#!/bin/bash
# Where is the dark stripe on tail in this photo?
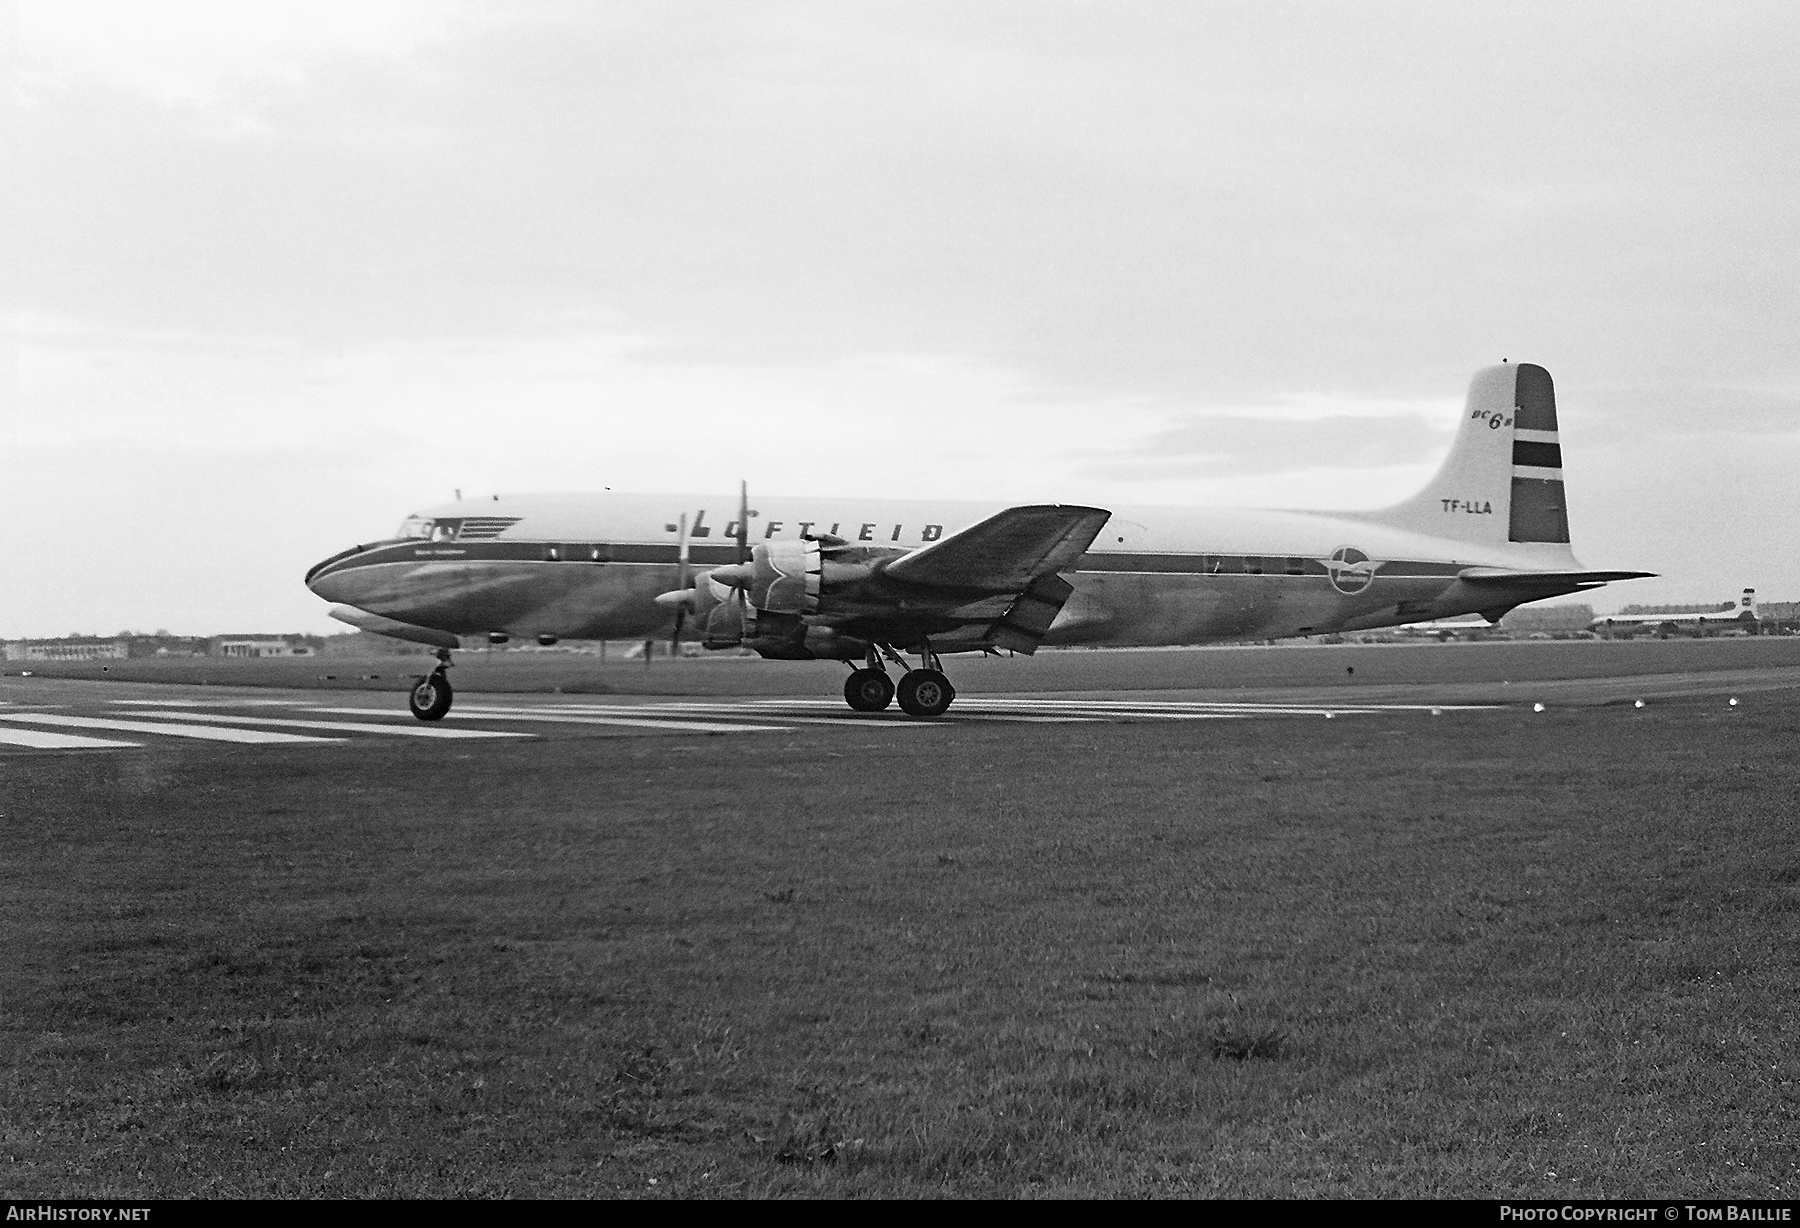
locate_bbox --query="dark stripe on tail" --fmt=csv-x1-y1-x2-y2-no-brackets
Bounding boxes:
1512,440,1563,468
1509,477,1569,543
1514,363,1558,431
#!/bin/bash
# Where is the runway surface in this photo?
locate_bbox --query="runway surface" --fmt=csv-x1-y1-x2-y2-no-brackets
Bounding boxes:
0,687,1507,753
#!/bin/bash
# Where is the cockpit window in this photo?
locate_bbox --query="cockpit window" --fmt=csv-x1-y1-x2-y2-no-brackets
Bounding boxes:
396,517,465,542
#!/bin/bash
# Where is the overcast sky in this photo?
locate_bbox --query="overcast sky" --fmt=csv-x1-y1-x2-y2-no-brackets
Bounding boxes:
7,0,1797,636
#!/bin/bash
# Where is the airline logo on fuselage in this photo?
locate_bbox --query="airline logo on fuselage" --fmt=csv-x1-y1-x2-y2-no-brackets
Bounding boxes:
1326,546,1378,594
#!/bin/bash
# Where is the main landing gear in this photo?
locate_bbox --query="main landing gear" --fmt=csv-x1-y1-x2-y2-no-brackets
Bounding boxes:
843,645,956,718
409,649,454,721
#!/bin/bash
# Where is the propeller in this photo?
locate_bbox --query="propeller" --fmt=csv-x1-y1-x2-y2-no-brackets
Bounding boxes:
736,479,750,563
655,483,757,647
723,480,751,637
668,511,691,655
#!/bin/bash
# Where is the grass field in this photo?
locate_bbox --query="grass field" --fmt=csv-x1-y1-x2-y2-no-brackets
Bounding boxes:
3,671,1798,1196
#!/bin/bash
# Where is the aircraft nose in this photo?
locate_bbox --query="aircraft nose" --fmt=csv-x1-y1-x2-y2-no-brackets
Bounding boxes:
305,545,369,603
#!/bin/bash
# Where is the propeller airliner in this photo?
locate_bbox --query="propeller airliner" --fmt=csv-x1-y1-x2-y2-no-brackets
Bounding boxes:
305,362,1651,720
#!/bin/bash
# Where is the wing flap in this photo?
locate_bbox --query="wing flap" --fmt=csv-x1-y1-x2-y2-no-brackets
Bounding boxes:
882,504,1112,591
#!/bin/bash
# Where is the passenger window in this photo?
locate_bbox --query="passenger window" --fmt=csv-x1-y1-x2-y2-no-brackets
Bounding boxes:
1285,557,1307,576
1244,556,1264,575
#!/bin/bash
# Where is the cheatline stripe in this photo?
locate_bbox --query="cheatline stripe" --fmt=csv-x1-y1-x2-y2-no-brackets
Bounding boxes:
0,726,140,750
306,707,792,734
0,714,342,744
124,711,532,739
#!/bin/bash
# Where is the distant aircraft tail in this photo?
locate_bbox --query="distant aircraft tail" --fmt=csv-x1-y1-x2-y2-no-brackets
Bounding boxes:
1358,362,1577,557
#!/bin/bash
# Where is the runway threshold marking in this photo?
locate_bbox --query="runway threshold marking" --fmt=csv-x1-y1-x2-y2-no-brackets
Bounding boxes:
0,713,342,744
0,726,140,750
122,711,535,739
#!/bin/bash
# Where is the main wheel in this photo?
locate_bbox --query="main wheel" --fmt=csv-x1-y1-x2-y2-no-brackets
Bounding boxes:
844,668,895,712
896,669,954,718
409,673,453,721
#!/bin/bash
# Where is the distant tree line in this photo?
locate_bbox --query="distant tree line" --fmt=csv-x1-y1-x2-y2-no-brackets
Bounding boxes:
1498,604,1594,634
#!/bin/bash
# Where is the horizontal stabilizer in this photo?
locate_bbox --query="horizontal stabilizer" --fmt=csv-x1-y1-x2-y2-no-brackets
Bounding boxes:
328,605,460,649
883,504,1112,591
1457,568,1657,588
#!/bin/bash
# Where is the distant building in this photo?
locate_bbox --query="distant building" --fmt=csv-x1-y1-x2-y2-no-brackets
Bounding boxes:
209,636,317,658
4,638,128,661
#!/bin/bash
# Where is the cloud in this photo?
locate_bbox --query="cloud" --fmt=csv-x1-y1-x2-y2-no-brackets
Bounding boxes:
18,0,478,110
1577,385,1800,440
10,3,1800,633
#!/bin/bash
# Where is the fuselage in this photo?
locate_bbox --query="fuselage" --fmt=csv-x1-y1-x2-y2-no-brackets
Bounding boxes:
306,490,1591,652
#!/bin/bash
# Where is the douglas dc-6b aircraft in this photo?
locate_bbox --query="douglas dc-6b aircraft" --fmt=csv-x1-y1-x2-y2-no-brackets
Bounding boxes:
306,362,1651,720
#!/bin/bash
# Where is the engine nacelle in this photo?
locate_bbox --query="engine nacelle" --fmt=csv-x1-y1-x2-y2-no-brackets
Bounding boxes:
702,537,899,653
707,539,820,615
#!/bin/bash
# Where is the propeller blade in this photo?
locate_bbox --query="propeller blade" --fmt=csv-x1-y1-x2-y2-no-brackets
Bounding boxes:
736,480,750,564
670,512,691,653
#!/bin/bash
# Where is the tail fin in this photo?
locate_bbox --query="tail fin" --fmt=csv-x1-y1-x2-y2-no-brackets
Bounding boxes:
1361,362,1574,551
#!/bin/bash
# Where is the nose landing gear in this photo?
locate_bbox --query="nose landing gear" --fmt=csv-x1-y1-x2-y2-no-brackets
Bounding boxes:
409,649,454,721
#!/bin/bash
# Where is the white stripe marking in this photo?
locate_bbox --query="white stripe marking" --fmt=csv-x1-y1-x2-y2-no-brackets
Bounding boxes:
0,714,342,744
308,707,791,734
0,726,140,749
441,703,936,728
112,698,305,707
125,711,531,739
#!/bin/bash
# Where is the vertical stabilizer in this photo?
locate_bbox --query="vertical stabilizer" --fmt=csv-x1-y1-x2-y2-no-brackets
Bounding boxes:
1360,362,1574,551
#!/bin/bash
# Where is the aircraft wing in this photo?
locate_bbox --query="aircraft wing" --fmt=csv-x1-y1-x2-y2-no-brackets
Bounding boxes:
882,504,1113,592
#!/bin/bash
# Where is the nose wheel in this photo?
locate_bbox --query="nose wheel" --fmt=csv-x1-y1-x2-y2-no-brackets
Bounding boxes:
409,651,454,721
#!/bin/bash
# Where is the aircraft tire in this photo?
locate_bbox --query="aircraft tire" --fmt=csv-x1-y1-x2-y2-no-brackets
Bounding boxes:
409,674,453,721
844,668,895,712
896,669,954,718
